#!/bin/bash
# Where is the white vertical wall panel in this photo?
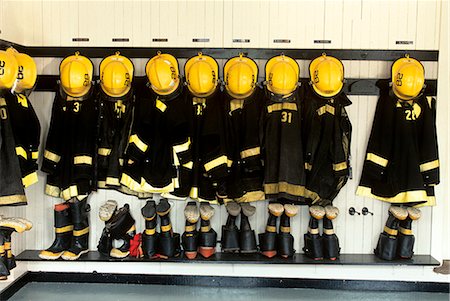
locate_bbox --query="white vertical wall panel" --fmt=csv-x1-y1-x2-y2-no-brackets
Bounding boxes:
416,0,441,50
267,1,299,49
148,1,180,47
1,0,28,44
223,0,269,48
323,0,344,49
59,1,79,46
179,0,224,48
297,0,326,49
388,0,418,50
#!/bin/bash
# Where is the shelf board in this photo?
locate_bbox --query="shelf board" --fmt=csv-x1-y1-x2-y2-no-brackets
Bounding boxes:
16,250,440,266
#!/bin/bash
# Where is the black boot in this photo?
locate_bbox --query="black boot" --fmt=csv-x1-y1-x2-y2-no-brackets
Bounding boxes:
259,203,283,258
221,202,240,253
141,200,158,259
109,204,136,259
157,199,180,259
39,203,73,260
303,205,325,260
198,203,217,258
182,202,199,259
97,200,118,256
397,207,421,259
239,203,257,253
322,206,340,260
62,199,90,260
374,206,408,260
277,204,298,258
0,234,8,280
4,217,32,270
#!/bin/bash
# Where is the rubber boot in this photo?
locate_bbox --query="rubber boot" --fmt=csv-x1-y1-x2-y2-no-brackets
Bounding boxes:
157,199,180,259
0,218,28,279
303,205,325,260
374,206,408,260
221,201,241,253
141,200,158,259
97,200,119,256
182,202,199,259
109,204,136,259
239,203,257,253
397,207,421,259
198,203,217,258
323,206,340,260
1,217,32,270
259,203,283,258
62,199,90,260
0,235,8,280
277,204,298,258
39,203,73,260
434,260,450,275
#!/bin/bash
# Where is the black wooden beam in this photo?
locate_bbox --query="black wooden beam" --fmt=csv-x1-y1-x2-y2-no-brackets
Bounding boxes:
0,39,439,61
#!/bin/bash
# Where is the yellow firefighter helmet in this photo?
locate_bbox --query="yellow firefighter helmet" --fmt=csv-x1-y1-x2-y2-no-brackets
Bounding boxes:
60,52,93,97
392,55,425,101
265,54,299,95
100,52,134,97
7,48,37,93
224,53,258,99
309,53,344,98
184,52,218,97
146,52,180,96
0,49,19,89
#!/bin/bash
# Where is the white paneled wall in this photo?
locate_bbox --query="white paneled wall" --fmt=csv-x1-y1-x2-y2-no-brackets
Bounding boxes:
0,0,448,283
0,0,442,50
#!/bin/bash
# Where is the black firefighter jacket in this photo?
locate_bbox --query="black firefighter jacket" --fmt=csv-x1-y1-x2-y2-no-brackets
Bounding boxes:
302,85,352,206
357,89,439,207
42,86,97,201
0,91,40,206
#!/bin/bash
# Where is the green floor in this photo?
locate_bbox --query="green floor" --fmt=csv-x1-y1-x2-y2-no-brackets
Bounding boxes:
9,282,450,301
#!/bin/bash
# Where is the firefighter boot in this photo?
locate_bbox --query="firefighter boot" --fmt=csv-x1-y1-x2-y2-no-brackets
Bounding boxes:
39,203,73,260
157,199,180,258
397,207,421,259
374,206,408,260
1,217,32,270
110,204,136,259
0,218,28,279
97,200,118,256
323,206,340,260
62,199,91,260
198,203,217,258
141,200,158,259
259,203,284,258
239,203,257,253
278,204,298,258
182,202,199,259
303,206,325,260
221,201,241,253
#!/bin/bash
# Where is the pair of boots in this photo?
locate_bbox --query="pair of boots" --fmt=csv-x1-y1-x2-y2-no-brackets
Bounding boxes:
140,199,180,259
182,202,217,259
303,205,340,260
375,206,421,260
0,217,32,280
97,200,137,259
259,203,298,258
39,199,90,260
221,202,257,253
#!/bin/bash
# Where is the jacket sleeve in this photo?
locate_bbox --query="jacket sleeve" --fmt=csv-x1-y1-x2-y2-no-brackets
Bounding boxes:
71,96,97,181
332,102,352,177
126,95,152,163
170,95,193,167
201,94,230,181
6,93,41,187
42,93,64,176
363,95,395,180
419,96,439,185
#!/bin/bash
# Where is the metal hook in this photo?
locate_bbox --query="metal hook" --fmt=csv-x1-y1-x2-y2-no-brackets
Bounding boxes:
362,207,374,216
348,207,360,216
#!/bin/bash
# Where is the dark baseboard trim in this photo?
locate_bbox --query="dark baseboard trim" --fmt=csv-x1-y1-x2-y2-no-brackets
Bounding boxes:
1,271,448,300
